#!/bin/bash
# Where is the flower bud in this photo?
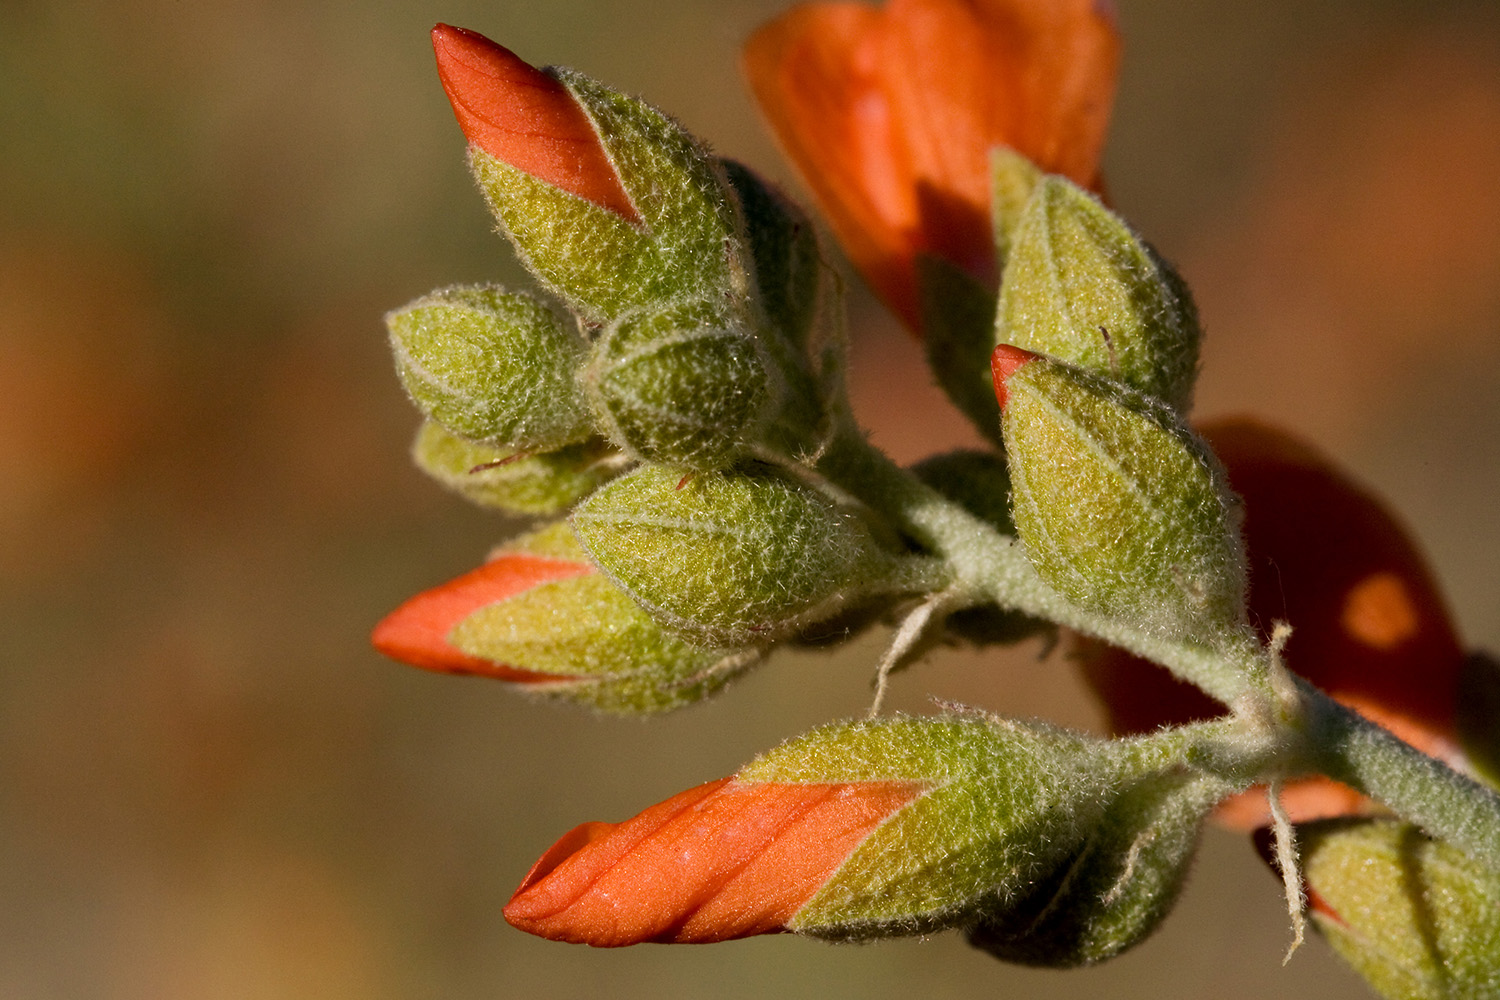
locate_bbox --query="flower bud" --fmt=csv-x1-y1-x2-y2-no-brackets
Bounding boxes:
969,769,1227,966
572,463,907,644
373,523,758,714
386,285,591,449
1077,419,1473,828
506,715,1127,945
440,26,749,322
989,146,1043,268
411,421,616,515
917,254,1003,443
994,347,1247,646
585,299,769,469
1279,818,1500,1000
431,25,638,221
371,525,592,681
998,176,1201,410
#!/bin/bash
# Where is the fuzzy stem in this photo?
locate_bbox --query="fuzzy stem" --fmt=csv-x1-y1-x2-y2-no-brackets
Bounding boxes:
1295,678,1500,868
812,425,1261,707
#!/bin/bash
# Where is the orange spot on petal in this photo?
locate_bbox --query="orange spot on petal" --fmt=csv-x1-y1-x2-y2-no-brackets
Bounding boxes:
1341,572,1421,651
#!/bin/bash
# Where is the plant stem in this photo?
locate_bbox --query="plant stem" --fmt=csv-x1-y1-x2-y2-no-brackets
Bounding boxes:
812,425,1260,708
1296,678,1500,867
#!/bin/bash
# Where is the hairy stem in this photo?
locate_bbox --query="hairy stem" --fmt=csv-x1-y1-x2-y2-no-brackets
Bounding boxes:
1296,678,1500,867
812,425,1261,707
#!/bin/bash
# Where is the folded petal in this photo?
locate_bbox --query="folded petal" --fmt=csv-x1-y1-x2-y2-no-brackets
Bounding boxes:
432,24,639,221
372,552,593,680
504,777,923,945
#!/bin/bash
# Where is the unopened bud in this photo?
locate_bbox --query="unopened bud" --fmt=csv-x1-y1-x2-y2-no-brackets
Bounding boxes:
723,160,822,353
374,523,758,714
386,285,590,449
1287,818,1500,1000
572,463,906,644
998,176,1200,410
585,299,769,469
455,35,749,322
995,347,1247,646
970,769,1227,966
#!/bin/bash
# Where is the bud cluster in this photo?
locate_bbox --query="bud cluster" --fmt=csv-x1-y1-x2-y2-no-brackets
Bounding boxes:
375,19,1500,996
377,27,989,716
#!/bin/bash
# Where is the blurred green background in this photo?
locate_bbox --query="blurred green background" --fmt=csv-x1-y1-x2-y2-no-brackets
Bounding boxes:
3,1,1498,997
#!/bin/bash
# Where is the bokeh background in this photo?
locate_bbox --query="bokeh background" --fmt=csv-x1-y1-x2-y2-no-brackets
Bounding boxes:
3,0,1498,997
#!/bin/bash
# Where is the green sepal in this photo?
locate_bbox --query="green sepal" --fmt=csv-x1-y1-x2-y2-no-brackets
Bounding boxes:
470,69,747,322
586,299,769,469
990,147,1044,270
918,255,1003,445
720,160,833,455
386,285,591,449
450,522,760,714
1298,818,1500,1000
571,462,907,644
969,768,1228,966
738,716,1111,939
410,421,617,516
1003,359,1247,646
998,176,1201,410
722,160,821,354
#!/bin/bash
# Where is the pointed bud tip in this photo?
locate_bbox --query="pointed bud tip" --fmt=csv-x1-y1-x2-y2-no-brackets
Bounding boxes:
990,344,1039,410
373,554,592,681
430,24,639,221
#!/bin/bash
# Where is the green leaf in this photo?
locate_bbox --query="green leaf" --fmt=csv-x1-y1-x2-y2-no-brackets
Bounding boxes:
386,285,591,448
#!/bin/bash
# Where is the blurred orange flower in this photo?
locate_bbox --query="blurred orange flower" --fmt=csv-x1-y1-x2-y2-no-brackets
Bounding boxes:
1078,418,1468,828
504,776,922,945
431,24,640,221
744,0,1119,333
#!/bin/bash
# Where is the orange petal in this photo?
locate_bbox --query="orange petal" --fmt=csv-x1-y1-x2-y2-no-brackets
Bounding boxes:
744,0,1119,333
990,342,1038,409
431,24,640,221
372,553,593,681
1077,418,1467,828
504,777,923,945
